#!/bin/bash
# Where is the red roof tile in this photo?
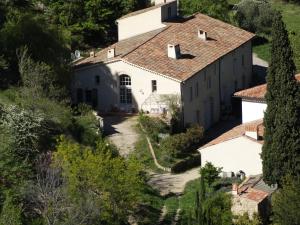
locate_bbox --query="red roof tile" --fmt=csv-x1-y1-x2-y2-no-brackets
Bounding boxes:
75,13,255,81
234,74,300,101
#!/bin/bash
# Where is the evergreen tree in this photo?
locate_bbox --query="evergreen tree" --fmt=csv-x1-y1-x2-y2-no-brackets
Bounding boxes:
261,12,300,185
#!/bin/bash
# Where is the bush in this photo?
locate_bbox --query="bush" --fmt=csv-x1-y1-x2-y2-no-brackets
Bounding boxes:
139,114,169,142
171,153,201,173
234,0,276,35
160,125,204,158
200,162,222,186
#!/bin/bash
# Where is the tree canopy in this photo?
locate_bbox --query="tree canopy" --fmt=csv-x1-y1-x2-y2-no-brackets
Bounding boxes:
261,12,300,185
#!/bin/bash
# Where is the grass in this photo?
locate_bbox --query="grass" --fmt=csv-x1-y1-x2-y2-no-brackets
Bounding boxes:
252,0,300,72
133,125,166,173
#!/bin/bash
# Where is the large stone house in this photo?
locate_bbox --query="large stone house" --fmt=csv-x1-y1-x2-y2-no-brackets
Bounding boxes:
73,0,254,129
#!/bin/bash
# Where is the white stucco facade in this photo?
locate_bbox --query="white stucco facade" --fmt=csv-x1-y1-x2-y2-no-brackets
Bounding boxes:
242,100,267,123
117,1,177,41
73,60,181,113
199,136,262,176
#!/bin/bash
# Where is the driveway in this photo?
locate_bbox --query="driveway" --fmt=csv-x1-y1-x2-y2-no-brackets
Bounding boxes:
148,167,201,196
103,115,139,157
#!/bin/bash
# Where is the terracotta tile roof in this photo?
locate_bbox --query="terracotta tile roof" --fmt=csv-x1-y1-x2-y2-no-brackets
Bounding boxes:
75,13,254,81
200,120,265,149
242,189,269,202
201,124,245,148
234,74,300,101
244,119,263,132
74,28,165,68
237,175,276,202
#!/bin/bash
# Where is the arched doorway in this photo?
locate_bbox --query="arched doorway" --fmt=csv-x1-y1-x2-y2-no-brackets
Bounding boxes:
119,75,132,109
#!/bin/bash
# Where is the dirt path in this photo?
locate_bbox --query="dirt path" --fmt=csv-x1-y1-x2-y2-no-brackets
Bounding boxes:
148,167,201,196
104,115,139,157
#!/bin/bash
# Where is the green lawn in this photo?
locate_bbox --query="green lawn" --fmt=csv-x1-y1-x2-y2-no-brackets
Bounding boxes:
253,0,300,72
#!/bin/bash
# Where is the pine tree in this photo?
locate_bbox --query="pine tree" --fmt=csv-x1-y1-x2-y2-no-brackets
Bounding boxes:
261,12,300,185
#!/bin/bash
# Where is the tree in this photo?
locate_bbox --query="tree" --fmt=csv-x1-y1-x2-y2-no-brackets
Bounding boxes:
261,12,300,185
234,0,275,35
42,0,150,49
0,194,22,225
180,0,230,21
53,136,144,224
234,213,262,225
200,162,222,186
272,176,300,225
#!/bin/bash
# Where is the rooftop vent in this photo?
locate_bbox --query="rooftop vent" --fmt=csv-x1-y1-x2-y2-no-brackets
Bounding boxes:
107,48,115,59
90,51,95,57
167,43,180,59
198,29,207,41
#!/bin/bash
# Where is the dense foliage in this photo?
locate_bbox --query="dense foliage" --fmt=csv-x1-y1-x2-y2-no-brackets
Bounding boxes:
160,125,204,158
179,0,231,21
272,176,300,225
234,0,275,35
185,163,232,225
41,0,150,49
261,12,300,185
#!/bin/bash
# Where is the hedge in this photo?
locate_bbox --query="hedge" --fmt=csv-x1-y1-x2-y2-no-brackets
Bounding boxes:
171,153,201,174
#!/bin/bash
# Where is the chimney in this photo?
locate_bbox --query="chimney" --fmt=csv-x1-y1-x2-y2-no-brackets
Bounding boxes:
107,48,115,59
198,29,207,41
90,51,95,57
232,183,238,195
167,44,180,59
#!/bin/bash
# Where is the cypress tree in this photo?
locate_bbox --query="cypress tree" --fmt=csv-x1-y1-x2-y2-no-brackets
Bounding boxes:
262,12,300,185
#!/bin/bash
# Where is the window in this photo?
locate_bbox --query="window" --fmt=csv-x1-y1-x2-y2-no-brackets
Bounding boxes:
120,75,131,86
196,110,200,124
195,82,199,97
95,75,100,85
77,88,83,103
207,76,211,89
242,75,246,88
85,90,92,103
152,80,157,92
120,74,132,104
190,86,193,102
234,80,238,91
242,55,245,66
203,70,207,81
168,7,172,18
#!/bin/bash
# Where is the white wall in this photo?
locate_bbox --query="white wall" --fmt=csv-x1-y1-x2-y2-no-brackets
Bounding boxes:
199,136,262,176
117,7,165,41
73,60,181,112
242,100,267,123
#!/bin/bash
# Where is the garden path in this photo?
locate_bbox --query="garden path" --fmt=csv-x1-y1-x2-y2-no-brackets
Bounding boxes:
148,168,201,196
104,115,139,157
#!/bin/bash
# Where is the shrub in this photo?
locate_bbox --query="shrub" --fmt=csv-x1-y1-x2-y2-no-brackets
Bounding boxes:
171,153,201,173
234,0,275,35
160,125,204,158
139,114,169,142
200,162,222,186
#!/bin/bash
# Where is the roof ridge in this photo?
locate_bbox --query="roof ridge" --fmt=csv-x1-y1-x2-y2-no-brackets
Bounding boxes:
121,26,171,58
